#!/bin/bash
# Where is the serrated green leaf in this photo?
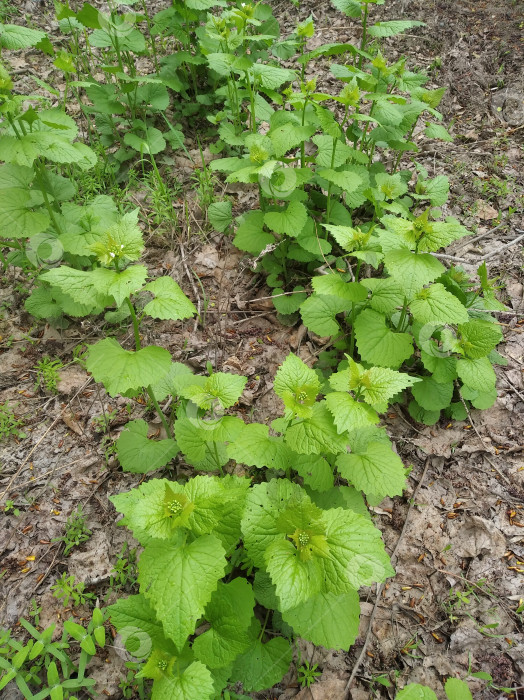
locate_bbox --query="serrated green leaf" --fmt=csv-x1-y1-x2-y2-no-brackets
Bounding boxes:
362,278,404,315
460,385,497,410
274,353,320,418
417,219,470,253
425,123,453,141
410,284,469,324
92,265,147,307
116,420,178,473
313,135,354,167
355,309,413,369
0,24,46,49
108,594,174,655
193,579,254,669
89,210,144,264
444,678,473,700
325,392,380,432
231,633,292,693
24,285,62,319
300,294,352,336
415,175,449,206
395,684,438,700
180,372,247,410
321,507,394,588
233,210,275,255
458,320,502,359
272,287,307,314
86,338,171,396
227,423,290,470
263,201,308,237
294,454,334,492
251,63,296,90
152,660,214,700
456,357,496,393
367,20,424,37
124,127,166,155
318,168,361,192
408,398,440,425
143,277,196,321
139,535,226,650
207,201,232,232
268,122,316,158
265,538,324,610
330,0,362,18
336,442,406,502
283,590,359,650
285,402,349,455
411,378,454,411
384,249,445,299
312,274,368,303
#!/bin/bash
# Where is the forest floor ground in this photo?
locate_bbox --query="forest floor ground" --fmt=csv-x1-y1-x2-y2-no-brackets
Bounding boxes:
0,0,523,698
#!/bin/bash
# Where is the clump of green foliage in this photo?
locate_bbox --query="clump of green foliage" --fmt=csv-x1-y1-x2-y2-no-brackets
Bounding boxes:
53,505,92,556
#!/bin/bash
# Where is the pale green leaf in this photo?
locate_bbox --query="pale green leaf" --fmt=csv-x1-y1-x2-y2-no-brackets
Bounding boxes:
300,294,352,336
395,684,438,700
116,420,178,473
86,338,171,396
265,538,323,610
274,353,320,418
268,123,316,158
233,210,275,255
152,660,214,700
336,442,406,501
458,320,502,359
313,135,354,167
263,201,308,237
444,678,473,700
362,278,404,315
354,309,413,369
410,284,468,324
384,249,445,299
138,535,226,650
412,378,454,410
144,277,196,321
294,454,334,492
227,423,290,470
180,372,247,410
367,20,424,37
311,274,368,302
208,201,232,232
285,402,349,455
318,168,362,193
231,634,292,693
283,590,359,650
325,392,379,432
425,123,453,141
193,579,254,669
456,357,496,393
92,265,147,307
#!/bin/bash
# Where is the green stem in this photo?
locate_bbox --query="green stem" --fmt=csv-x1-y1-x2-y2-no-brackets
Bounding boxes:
147,384,173,439
258,610,270,641
325,136,338,224
35,161,64,237
397,297,408,332
300,94,309,168
349,306,356,358
125,297,141,351
358,3,369,69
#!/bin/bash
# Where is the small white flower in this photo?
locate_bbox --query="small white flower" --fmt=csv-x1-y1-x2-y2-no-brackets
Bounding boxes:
110,252,115,258
120,244,124,249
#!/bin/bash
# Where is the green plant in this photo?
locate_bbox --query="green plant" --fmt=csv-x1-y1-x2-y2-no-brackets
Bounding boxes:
0,609,106,698
3,500,20,516
91,409,118,434
0,401,26,442
0,0,17,23
205,0,505,426
108,543,139,593
119,661,149,699
51,572,96,608
297,660,322,689
52,505,92,556
34,356,64,394
28,600,41,627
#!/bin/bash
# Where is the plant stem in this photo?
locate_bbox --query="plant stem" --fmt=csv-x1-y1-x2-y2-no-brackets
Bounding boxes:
35,161,64,237
125,298,141,351
358,3,369,69
396,297,408,332
147,385,173,439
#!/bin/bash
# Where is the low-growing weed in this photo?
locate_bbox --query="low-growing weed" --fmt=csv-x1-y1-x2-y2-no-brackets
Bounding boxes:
51,572,96,609
53,505,92,556
34,356,63,394
0,402,26,442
